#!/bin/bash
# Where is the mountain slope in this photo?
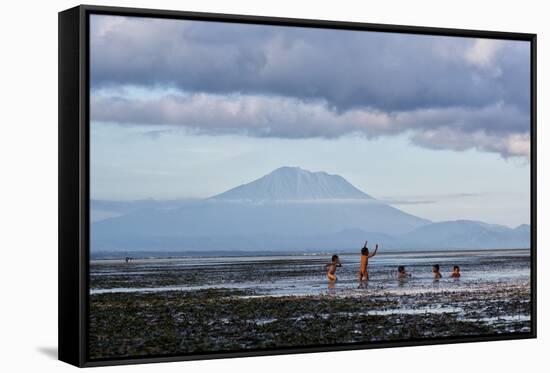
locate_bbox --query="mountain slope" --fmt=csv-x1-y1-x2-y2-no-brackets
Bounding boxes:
212,167,372,201
398,220,530,249
91,167,530,252
92,167,430,251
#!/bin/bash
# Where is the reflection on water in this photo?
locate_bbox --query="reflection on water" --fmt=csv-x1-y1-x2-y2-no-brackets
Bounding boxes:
90,249,531,297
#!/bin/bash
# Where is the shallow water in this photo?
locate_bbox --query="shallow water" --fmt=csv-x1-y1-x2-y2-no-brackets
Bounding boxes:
90,249,531,297
89,249,532,359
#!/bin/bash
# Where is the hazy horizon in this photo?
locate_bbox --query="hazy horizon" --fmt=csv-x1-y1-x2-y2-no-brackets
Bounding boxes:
90,163,529,228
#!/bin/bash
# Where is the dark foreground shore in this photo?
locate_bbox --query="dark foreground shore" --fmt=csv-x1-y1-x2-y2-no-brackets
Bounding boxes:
89,282,531,359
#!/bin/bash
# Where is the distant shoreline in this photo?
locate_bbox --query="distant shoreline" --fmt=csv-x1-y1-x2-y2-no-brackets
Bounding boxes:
90,247,530,261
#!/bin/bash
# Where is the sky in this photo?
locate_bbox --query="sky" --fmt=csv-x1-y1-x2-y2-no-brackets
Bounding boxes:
89,15,531,227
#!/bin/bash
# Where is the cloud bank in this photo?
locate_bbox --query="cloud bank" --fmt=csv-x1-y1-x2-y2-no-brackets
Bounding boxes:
90,15,531,159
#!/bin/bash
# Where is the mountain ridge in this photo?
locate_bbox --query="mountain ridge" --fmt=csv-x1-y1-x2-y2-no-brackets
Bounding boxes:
211,166,372,201
91,167,529,252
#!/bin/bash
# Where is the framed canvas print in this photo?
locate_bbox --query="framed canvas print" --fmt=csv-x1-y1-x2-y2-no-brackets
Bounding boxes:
58,5,537,367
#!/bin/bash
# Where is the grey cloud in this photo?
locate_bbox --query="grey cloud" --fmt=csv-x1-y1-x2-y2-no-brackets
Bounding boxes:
89,15,531,159
380,199,437,205
379,192,486,206
141,129,174,140
410,127,530,158
91,92,530,158
90,15,531,114
444,193,485,198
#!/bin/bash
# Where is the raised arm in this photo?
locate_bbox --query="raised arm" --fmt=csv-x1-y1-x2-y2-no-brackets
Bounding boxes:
363,240,368,249
369,244,379,258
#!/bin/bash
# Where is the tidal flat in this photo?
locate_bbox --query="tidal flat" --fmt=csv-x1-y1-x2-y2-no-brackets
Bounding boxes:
89,250,531,359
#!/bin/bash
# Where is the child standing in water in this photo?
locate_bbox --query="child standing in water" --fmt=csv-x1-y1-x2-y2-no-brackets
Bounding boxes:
359,241,379,281
432,264,442,279
397,265,410,278
450,265,461,278
325,254,342,282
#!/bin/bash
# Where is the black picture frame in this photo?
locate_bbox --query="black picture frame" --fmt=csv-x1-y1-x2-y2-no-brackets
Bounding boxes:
58,4,537,367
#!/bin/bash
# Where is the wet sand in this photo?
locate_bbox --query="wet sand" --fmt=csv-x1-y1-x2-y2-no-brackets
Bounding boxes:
88,250,531,359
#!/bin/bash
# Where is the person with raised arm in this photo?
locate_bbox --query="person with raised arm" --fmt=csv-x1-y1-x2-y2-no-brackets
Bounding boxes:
359,241,379,281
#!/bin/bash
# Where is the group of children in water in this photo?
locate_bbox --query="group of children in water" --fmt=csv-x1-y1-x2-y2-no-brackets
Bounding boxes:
325,241,462,282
